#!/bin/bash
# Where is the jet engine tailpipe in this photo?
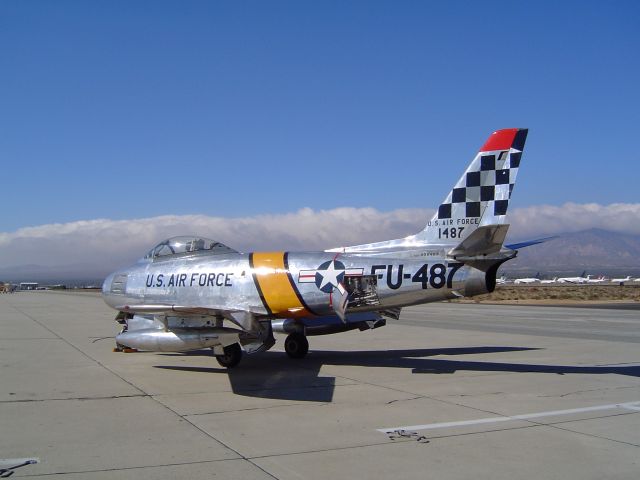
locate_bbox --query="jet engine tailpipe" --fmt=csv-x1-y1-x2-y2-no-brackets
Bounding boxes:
462,268,491,297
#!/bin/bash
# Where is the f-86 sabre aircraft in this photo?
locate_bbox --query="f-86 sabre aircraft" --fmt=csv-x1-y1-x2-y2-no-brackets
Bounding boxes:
103,128,530,368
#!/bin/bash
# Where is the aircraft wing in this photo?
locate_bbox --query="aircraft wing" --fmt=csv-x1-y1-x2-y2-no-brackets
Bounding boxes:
114,303,269,318
116,304,218,315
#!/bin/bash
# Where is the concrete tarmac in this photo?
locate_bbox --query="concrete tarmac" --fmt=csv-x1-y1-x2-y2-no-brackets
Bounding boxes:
1,291,639,479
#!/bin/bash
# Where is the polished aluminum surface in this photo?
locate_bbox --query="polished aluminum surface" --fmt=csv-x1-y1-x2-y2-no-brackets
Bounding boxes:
102,128,529,364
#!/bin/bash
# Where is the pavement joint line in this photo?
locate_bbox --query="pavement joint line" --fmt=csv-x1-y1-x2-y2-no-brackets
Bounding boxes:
0,394,150,404
377,400,640,433
380,414,640,446
534,414,640,448
7,294,640,475
298,364,544,417
6,305,149,397
161,359,640,456
0,337,60,341
8,304,282,480
246,438,415,461
307,367,541,417
183,403,312,416
8,298,470,475
14,298,510,474
242,414,640,463
537,385,640,398
280,359,436,401
227,380,360,394
299,369,533,433
11,457,257,478
247,420,622,462
149,396,281,480
244,422,576,461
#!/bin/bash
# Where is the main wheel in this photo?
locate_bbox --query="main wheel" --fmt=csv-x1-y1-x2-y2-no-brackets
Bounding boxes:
215,343,242,368
284,333,309,359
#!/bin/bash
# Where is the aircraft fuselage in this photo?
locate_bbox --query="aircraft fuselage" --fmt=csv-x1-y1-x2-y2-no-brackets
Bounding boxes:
103,251,483,318
102,127,530,367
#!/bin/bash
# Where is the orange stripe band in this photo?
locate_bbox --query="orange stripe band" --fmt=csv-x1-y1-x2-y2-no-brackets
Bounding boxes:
250,252,312,318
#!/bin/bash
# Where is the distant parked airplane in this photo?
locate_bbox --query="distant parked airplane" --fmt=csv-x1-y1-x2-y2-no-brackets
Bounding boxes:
586,275,607,283
611,276,632,285
557,271,588,284
514,272,540,284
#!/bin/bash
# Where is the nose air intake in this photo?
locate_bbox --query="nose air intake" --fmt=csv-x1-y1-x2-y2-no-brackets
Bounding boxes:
110,274,128,295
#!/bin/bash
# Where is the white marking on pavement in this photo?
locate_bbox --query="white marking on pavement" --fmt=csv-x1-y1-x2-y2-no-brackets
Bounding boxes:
0,458,39,467
378,401,640,434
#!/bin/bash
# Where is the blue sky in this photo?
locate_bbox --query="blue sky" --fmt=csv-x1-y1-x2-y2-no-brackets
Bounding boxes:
2,0,639,233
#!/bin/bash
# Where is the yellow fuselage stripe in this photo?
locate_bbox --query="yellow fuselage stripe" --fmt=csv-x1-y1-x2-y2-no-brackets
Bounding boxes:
251,252,311,318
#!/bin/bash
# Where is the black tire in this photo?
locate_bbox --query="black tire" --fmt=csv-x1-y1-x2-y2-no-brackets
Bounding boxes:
284,333,309,359
215,343,242,368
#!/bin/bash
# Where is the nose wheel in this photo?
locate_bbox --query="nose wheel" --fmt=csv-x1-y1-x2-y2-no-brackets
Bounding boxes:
215,343,243,368
284,332,309,359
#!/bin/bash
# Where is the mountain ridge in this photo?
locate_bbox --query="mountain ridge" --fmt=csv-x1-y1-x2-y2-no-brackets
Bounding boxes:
502,228,640,277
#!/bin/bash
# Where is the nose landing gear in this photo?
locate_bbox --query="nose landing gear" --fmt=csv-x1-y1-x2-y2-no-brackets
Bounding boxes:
215,343,243,368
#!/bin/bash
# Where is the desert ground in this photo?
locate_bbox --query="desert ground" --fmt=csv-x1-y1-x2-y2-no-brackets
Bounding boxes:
460,284,640,304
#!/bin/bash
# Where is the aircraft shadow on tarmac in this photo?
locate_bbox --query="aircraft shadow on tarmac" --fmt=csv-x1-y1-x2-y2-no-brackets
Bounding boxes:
154,346,640,402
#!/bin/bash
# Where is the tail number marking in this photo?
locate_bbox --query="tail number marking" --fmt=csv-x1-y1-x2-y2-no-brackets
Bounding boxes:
371,263,463,290
438,227,464,239
411,263,463,289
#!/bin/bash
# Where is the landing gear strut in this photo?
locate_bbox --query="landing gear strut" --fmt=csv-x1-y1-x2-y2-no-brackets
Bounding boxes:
284,332,309,359
215,343,243,368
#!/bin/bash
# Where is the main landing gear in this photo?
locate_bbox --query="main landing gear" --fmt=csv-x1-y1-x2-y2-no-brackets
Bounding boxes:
214,333,310,367
215,343,243,368
284,332,309,359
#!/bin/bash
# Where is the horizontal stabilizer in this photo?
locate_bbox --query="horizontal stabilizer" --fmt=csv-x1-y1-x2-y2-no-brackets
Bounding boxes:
505,236,557,250
448,224,509,258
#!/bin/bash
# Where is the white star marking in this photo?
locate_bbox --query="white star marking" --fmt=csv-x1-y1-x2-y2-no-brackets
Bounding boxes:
318,261,343,290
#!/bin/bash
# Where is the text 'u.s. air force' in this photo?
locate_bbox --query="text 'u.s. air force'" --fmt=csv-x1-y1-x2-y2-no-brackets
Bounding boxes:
146,273,233,288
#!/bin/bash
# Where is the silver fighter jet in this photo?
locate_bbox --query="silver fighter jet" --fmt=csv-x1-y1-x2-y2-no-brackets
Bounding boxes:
103,128,531,367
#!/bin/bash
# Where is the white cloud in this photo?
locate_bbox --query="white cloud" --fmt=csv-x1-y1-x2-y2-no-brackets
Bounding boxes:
1,203,639,275
0,208,428,272
507,203,640,239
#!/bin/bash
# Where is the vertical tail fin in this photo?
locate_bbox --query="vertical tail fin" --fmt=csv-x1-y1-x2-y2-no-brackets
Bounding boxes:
415,128,528,245
328,128,528,255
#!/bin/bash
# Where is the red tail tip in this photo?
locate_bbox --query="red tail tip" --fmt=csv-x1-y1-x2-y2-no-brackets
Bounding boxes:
480,128,522,152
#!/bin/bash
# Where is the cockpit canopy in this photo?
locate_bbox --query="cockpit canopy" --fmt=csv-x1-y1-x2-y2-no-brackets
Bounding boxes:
144,236,239,260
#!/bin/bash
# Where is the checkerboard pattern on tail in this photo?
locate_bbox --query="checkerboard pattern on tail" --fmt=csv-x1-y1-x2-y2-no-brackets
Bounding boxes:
437,148,522,220
408,128,528,246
